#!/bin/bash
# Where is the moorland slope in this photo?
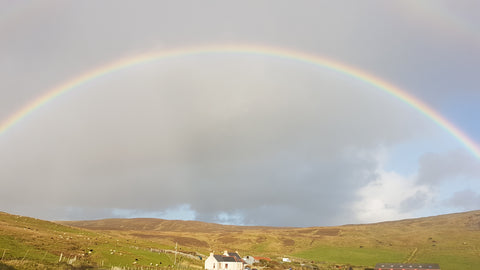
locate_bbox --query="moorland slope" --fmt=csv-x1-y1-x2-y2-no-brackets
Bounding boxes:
0,210,479,269
61,210,480,269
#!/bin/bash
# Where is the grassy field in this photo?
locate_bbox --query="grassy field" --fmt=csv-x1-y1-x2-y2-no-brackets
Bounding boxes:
294,245,407,266
0,212,181,269
1,210,479,269
290,211,480,269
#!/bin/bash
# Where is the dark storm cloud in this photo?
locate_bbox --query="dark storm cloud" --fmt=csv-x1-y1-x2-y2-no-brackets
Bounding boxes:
1,1,479,226
0,55,429,226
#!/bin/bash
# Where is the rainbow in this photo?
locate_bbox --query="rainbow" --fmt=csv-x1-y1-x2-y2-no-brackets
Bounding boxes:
1,44,479,158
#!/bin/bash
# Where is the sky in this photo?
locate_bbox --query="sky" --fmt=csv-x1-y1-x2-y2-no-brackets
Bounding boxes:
0,0,479,227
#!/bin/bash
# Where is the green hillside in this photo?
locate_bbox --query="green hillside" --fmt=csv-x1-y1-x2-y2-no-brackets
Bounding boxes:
61,210,480,270
0,212,183,269
1,210,479,269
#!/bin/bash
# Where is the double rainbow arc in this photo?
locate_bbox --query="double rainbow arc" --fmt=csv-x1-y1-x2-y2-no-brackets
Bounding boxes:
1,44,479,158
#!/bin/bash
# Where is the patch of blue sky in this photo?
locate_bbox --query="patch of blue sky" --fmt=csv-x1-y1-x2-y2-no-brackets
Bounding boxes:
215,211,246,226
439,96,480,144
111,204,196,221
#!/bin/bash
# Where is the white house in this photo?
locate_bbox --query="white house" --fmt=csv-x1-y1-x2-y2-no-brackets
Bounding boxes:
242,256,255,265
242,256,272,265
205,251,244,270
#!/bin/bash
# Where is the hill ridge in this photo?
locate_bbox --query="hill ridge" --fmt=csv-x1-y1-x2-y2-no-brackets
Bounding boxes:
1,210,479,269
58,209,480,232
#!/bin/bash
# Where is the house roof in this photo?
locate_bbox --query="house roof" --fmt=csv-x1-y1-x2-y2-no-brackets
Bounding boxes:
375,263,440,269
227,252,242,261
214,255,243,263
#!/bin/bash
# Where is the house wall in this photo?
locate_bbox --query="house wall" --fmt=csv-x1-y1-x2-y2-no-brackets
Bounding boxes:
205,255,218,270
205,254,244,270
224,262,243,270
243,256,255,265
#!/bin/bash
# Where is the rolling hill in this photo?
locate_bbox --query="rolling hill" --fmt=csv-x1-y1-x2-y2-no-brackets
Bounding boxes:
0,210,479,269
0,212,178,269
59,210,480,269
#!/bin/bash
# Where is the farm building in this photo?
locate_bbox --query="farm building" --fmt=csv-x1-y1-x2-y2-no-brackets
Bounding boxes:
205,251,245,270
242,256,255,265
242,256,271,265
375,263,440,270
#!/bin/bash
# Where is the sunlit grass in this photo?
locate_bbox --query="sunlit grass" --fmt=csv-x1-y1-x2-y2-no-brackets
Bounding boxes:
294,245,407,267
1,211,479,270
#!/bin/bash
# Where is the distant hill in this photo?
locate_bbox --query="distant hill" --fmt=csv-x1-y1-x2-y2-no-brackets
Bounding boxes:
60,210,480,232
0,211,178,269
58,217,281,233
1,210,479,269
60,210,480,270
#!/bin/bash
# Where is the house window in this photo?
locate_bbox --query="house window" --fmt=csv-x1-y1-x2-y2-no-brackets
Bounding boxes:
213,264,215,269
225,263,228,269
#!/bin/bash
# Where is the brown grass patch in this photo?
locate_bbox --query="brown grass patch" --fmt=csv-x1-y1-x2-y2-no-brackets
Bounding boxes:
281,238,295,246
314,228,340,236
217,236,239,245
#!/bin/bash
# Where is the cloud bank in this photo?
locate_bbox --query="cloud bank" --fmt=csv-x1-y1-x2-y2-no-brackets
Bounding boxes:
0,1,479,226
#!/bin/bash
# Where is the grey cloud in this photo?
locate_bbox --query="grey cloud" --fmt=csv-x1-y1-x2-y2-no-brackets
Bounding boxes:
399,190,429,213
1,1,479,226
417,150,480,185
446,190,480,210
0,56,426,226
